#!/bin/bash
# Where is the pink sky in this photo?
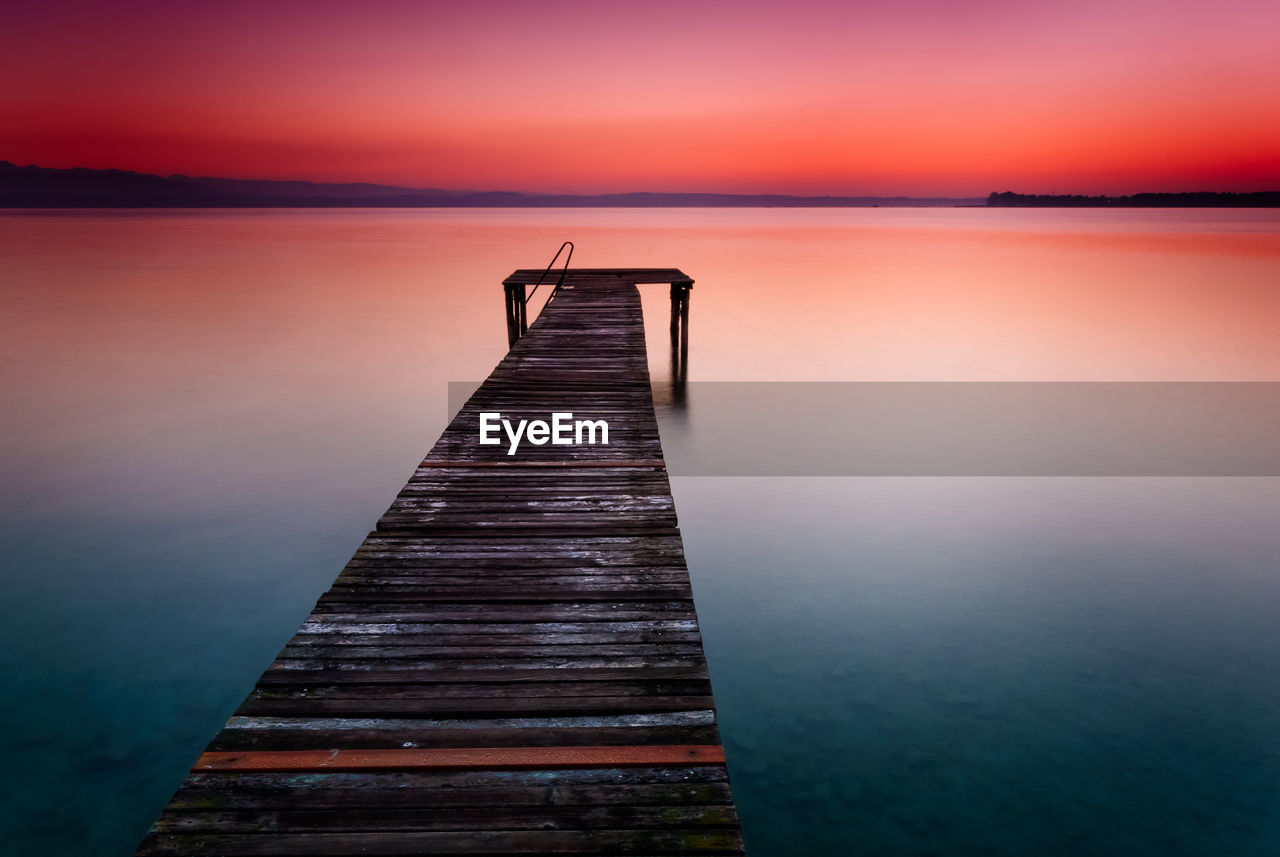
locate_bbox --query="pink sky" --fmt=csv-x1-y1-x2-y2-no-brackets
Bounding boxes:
3,0,1279,195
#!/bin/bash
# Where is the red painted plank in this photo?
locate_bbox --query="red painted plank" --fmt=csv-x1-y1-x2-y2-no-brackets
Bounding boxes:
194,744,727,772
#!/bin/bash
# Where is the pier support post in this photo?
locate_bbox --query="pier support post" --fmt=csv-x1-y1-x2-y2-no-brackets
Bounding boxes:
503,283,517,347
669,279,692,390
503,282,528,348
517,283,528,338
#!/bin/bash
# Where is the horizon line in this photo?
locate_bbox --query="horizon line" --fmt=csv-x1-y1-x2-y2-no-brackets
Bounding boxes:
3,161,1279,203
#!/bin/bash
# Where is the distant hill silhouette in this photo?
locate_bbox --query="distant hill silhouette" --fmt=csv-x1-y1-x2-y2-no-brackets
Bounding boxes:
0,161,980,207
988,191,1280,207
11,162,1272,208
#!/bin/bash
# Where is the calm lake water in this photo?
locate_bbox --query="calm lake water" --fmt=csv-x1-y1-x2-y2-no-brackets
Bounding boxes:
2,208,1280,855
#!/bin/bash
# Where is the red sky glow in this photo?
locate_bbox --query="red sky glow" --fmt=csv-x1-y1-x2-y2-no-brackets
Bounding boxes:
3,0,1279,195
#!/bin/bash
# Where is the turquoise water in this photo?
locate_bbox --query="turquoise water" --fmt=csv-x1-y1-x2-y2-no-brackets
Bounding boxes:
680,477,1280,855
2,208,1279,855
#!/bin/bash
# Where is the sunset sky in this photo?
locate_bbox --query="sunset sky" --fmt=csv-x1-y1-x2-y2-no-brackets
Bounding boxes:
4,0,1279,195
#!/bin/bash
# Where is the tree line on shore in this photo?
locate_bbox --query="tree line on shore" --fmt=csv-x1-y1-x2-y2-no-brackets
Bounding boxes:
988,191,1280,207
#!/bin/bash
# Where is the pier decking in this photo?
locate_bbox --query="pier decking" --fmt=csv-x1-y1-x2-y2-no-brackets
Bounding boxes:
136,270,743,855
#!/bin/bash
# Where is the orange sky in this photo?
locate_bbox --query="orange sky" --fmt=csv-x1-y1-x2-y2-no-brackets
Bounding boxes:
3,0,1279,195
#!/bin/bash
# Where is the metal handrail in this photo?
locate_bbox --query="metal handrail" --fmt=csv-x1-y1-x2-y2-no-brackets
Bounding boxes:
527,241,573,306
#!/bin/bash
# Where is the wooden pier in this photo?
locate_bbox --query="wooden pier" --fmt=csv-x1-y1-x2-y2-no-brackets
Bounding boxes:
136,269,742,855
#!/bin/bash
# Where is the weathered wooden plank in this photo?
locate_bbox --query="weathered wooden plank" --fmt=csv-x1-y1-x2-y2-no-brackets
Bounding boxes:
174,764,731,793
236,695,717,717
283,630,705,645
193,745,725,772
167,768,733,810
163,784,737,812
253,665,712,686
249,681,713,700
297,603,698,621
288,620,702,636
138,828,744,856
273,643,705,659
316,586,696,602
150,804,741,834
206,726,724,753
332,568,693,581
265,657,708,675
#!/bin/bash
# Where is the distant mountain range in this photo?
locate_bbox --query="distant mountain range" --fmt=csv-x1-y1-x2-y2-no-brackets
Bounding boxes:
5,162,1274,208
0,161,981,207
